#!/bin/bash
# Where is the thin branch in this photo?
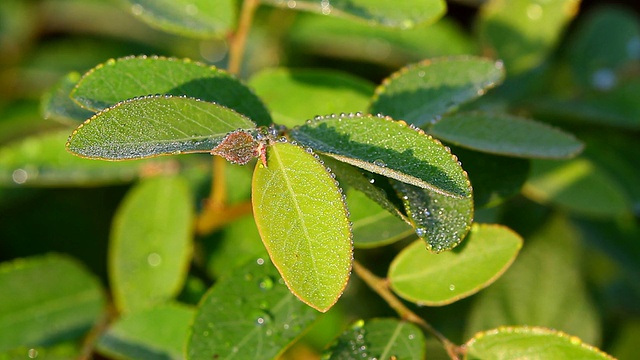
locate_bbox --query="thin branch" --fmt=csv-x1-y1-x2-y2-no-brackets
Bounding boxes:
228,0,260,75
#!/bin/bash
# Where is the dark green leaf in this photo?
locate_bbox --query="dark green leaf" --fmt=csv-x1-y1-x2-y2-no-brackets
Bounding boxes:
67,96,257,160
71,56,271,125
290,114,472,198
389,224,522,305
110,175,193,313
252,142,352,312
187,259,318,359
429,112,583,158
369,57,504,127
0,254,105,351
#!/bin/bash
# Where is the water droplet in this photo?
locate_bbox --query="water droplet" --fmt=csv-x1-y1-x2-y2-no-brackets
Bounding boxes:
258,276,274,290
373,159,386,167
314,115,323,121
305,147,313,153
147,252,162,267
591,68,617,90
418,70,425,77
256,258,265,265
569,336,581,345
283,323,290,330
415,227,426,237
449,284,456,291
368,178,375,184
256,317,266,325
526,4,543,20
28,349,38,359
423,209,431,217
287,0,297,9
408,334,415,340
12,169,28,184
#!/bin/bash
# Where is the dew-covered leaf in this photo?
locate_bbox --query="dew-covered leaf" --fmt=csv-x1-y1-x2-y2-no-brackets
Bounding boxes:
465,216,602,345
97,304,194,360
0,254,105,351
465,327,614,360
110,175,193,313
523,157,631,218
123,0,235,38
252,142,352,312
388,224,522,306
262,0,446,28
429,112,583,158
477,0,580,74
0,130,184,186
187,258,318,360
71,56,271,125
248,68,375,128
369,57,505,127
392,180,473,252
67,96,257,160
290,114,472,199
41,72,94,125
324,318,425,360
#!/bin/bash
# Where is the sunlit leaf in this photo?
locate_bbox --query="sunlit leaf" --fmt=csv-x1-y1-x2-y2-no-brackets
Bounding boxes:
71,56,271,125
389,224,522,305
122,0,235,38
465,327,613,360
0,254,105,351
252,142,352,312
370,57,505,127
430,112,583,158
324,318,425,359
290,114,472,198
110,175,193,313
187,258,318,359
262,0,446,28
67,96,257,160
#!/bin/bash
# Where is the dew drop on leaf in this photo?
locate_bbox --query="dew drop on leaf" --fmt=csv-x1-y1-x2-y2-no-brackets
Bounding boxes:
415,228,427,237
373,159,387,167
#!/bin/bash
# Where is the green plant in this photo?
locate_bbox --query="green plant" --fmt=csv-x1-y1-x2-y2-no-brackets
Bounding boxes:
1,0,639,359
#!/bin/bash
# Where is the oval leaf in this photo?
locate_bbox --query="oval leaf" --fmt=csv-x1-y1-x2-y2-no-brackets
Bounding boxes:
0,254,105,351
67,95,257,160
465,327,614,360
123,0,235,38
392,180,473,252
324,318,425,359
249,67,375,128
389,224,522,305
290,114,471,198
252,142,352,312
369,57,505,127
71,56,271,125
262,0,446,28
430,112,584,158
187,258,318,359
110,175,193,313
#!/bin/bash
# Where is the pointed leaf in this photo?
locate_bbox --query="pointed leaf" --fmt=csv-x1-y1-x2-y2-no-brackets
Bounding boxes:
393,180,473,252
369,57,505,127
67,96,257,160
430,112,583,159
324,319,425,359
123,0,235,38
187,258,318,359
465,327,614,360
0,254,105,351
71,56,271,125
262,0,446,28
249,68,375,127
97,304,194,360
290,114,471,198
110,175,193,313
389,224,522,306
252,142,352,312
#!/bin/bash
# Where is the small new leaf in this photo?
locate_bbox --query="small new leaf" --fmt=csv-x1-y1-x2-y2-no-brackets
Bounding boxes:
211,131,260,165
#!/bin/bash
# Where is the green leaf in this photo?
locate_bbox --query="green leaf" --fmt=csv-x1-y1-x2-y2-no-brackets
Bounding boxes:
187,258,319,359
97,304,194,360
262,0,446,28
71,56,271,125
477,0,580,74
248,68,375,128
465,216,602,345
290,114,472,199
369,57,505,127
110,175,193,313
465,327,614,360
123,0,235,38
67,95,257,160
523,157,631,218
41,72,94,125
0,130,184,186
388,224,522,306
252,142,352,312
429,112,583,159
0,254,105,351
324,318,425,359
392,180,473,252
